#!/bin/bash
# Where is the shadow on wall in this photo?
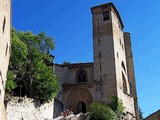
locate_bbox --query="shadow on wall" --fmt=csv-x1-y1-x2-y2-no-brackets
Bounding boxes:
53,99,64,118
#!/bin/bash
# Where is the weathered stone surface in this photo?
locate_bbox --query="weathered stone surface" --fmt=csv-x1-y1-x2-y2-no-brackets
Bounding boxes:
52,113,89,120
0,0,11,119
6,97,54,120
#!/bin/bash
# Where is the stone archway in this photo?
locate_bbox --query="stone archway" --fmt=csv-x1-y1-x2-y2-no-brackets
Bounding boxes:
65,88,93,114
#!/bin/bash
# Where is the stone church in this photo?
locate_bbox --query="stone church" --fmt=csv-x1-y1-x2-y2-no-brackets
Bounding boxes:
54,2,139,120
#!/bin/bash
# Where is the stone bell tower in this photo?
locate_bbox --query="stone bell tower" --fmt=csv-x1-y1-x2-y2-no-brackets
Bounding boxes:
91,3,138,119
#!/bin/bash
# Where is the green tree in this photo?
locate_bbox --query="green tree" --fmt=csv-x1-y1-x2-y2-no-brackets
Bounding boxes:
89,102,117,120
6,28,58,103
62,61,70,65
6,71,17,93
108,96,124,119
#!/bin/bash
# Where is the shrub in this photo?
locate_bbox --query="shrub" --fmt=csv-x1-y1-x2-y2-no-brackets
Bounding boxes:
89,102,117,120
108,96,124,119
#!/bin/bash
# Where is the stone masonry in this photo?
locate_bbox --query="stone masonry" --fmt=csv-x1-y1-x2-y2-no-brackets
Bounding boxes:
0,0,11,119
54,2,139,120
6,97,54,120
144,110,160,120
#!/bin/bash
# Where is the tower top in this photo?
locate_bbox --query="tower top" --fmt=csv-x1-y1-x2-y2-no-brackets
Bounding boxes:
91,2,124,29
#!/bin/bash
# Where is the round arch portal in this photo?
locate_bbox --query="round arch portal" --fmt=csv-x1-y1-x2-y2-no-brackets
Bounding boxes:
64,88,93,114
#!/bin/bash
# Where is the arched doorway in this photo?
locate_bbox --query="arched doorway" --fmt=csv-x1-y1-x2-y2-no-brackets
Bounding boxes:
77,101,86,113
64,88,93,114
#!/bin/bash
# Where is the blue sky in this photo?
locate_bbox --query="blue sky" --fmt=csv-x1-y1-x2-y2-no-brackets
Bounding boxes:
13,0,160,118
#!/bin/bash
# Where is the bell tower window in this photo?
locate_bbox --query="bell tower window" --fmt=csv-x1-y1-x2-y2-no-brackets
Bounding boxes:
103,11,109,21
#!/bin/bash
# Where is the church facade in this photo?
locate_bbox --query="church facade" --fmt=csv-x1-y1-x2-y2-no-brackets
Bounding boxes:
54,3,139,120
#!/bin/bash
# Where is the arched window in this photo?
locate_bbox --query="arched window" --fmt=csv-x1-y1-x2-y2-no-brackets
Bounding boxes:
76,68,87,83
121,61,126,72
122,72,127,93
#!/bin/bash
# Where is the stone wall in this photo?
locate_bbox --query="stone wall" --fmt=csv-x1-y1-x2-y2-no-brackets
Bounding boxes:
111,7,136,118
124,32,139,120
6,97,54,120
68,64,94,84
54,63,95,115
55,63,94,85
0,0,11,119
144,110,160,120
